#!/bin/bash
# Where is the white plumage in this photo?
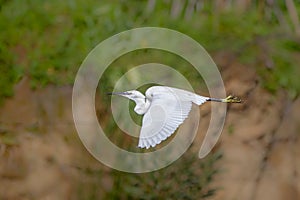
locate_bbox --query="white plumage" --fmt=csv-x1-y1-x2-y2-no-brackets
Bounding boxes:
108,86,241,149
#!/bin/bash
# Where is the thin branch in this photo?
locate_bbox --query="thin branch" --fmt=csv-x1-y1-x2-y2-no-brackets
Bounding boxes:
184,0,197,20
285,0,300,36
146,0,156,14
170,0,183,19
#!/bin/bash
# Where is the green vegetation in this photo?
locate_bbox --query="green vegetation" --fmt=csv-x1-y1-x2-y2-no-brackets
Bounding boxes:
78,150,222,200
110,152,221,200
1,1,300,101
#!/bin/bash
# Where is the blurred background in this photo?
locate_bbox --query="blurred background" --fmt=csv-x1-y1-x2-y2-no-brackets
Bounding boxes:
1,0,300,199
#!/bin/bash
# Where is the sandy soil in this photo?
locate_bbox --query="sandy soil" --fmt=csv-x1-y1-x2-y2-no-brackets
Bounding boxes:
0,59,299,199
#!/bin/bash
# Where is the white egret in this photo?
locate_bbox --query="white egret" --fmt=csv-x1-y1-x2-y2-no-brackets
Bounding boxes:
109,86,241,149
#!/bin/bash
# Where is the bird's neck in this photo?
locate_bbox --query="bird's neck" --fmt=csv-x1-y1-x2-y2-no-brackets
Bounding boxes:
133,98,151,115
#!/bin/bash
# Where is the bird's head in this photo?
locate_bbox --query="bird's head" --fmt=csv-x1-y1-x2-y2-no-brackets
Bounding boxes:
108,90,145,101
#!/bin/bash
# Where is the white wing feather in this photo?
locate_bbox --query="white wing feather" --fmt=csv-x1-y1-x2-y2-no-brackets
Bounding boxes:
138,86,208,149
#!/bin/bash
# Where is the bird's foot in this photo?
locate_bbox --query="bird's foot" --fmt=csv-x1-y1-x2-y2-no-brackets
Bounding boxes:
223,95,242,103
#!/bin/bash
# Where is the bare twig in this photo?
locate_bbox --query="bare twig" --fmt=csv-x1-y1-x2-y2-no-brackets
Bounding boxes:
146,0,156,14
184,0,197,20
271,1,291,32
285,0,300,37
171,0,183,19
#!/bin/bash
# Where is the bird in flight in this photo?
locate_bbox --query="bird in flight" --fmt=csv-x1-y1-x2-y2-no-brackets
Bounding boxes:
108,86,241,149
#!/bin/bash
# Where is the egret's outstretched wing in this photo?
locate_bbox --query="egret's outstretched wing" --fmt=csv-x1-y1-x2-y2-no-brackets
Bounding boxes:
138,87,208,149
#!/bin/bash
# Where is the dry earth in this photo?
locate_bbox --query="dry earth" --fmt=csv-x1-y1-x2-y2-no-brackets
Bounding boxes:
0,57,299,199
